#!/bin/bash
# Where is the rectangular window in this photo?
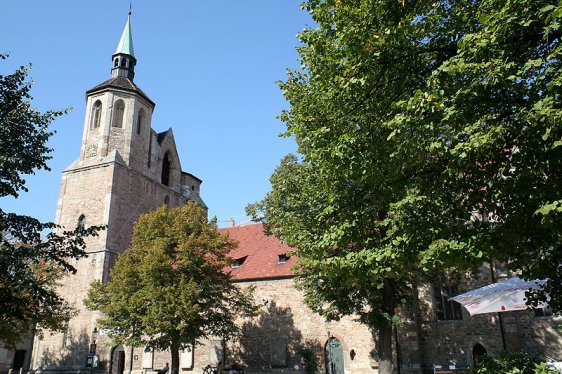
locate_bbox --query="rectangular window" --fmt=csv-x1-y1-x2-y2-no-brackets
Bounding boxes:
434,285,463,321
180,345,194,369
142,348,153,369
270,336,287,367
62,323,68,348
210,340,224,366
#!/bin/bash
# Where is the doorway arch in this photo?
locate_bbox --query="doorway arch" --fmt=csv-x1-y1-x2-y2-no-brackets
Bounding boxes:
109,345,126,374
325,337,344,374
472,343,487,366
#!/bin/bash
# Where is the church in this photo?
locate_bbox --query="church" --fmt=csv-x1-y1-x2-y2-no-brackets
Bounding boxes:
22,12,562,374
29,12,205,374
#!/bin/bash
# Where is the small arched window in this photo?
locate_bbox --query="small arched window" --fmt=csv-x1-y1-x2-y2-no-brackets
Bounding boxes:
91,100,102,129
121,58,127,67
77,214,86,229
161,152,171,187
114,58,119,67
137,108,145,135
112,99,125,128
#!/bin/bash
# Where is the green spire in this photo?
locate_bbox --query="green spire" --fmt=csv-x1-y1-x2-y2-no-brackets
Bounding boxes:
115,12,135,57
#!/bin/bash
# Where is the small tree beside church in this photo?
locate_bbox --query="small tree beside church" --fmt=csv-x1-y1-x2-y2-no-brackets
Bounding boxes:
85,202,257,374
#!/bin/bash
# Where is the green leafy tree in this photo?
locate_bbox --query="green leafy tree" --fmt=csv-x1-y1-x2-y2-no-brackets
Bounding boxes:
85,202,257,374
248,1,562,372
0,54,100,346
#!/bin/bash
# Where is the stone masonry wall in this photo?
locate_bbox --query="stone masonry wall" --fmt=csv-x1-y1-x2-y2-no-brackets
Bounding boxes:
138,278,377,374
31,162,115,372
414,273,505,372
117,272,562,374
31,157,192,373
511,311,562,360
105,161,188,256
408,268,562,373
227,279,375,374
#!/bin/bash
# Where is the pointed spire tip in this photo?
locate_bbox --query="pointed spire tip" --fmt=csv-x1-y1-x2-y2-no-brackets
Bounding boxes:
115,11,135,57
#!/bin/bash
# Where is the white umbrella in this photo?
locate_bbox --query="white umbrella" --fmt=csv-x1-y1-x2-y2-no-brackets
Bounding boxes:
449,277,548,315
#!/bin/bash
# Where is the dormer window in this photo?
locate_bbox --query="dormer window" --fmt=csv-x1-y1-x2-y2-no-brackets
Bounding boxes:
232,256,247,269
278,254,290,264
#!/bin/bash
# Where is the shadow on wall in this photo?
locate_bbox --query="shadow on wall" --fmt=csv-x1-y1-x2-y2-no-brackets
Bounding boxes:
523,314,562,360
36,329,94,370
229,301,322,373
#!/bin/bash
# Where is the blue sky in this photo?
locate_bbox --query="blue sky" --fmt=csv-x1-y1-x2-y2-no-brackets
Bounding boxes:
0,1,311,227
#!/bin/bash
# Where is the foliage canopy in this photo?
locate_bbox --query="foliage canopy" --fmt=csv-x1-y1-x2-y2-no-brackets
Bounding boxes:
86,202,257,374
0,54,99,346
248,0,562,371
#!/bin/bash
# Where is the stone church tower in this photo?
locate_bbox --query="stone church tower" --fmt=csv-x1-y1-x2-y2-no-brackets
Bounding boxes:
31,13,204,374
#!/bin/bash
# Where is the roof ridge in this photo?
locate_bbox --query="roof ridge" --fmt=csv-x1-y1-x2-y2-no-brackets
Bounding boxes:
221,222,262,230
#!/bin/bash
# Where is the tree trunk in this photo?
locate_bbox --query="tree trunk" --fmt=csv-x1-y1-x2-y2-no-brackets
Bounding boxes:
378,278,395,374
379,326,393,374
170,346,180,374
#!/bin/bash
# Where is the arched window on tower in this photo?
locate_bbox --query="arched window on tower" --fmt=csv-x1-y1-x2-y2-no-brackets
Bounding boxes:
121,58,127,67
77,214,86,229
112,99,125,128
161,152,171,187
114,58,119,67
137,108,145,135
91,100,102,129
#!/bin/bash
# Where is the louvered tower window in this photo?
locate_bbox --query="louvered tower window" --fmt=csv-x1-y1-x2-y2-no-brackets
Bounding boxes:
112,99,125,128
91,100,102,129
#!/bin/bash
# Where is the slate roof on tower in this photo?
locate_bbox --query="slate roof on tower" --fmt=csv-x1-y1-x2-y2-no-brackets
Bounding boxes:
86,77,155,107
221,223,296,281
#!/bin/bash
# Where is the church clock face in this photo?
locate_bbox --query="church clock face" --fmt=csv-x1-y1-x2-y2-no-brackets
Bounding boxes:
86,144,98,158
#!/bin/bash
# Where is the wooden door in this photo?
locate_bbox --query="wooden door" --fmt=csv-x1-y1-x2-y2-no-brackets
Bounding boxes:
325,338,344,374
111,346,125,374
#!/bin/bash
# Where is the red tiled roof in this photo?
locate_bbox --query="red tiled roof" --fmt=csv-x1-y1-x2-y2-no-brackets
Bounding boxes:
219,223,296,281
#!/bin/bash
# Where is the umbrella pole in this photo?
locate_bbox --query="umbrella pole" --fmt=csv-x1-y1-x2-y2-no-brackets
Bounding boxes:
497,312,507,351
489,261,507,351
